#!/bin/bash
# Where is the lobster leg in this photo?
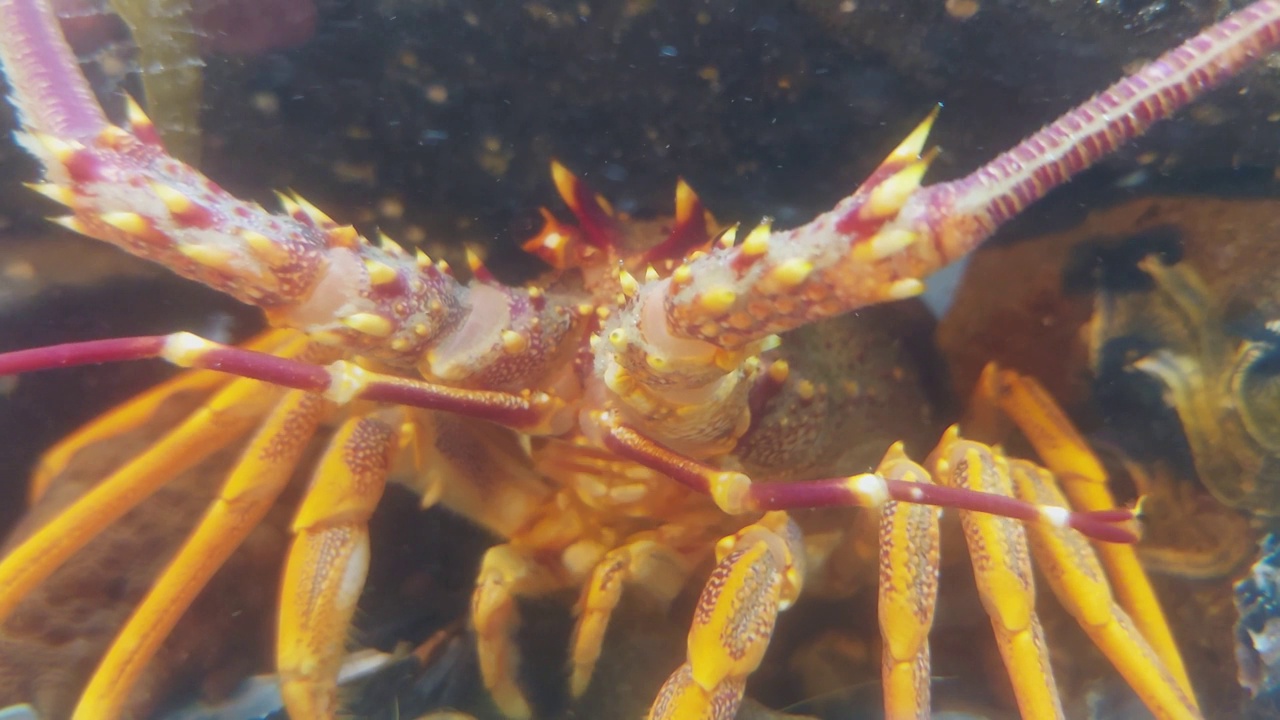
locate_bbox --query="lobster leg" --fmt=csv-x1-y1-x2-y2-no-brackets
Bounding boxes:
604,423,1138,544
278,407,403,718
981,366,1194,699
647,662,745,720
875,444,942,720
0,332,572,436
1008,459,1201,720
72,389,330,718
570,535,692,697
471,543,565,719
0,335,313,623
26,329,295,504
648,512,803,720
29,369,222,505
933,431,1066,720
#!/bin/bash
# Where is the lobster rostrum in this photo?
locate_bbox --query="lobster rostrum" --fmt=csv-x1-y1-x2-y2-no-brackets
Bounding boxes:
0,0,1277,717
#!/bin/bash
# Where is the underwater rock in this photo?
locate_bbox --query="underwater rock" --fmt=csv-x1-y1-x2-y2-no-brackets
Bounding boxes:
1236,533,1280,717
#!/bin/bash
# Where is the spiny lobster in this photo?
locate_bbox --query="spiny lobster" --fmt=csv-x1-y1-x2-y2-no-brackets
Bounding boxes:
0,0,1277,718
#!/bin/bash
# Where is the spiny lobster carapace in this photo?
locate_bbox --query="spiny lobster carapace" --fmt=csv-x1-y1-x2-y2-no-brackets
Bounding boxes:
0,0,1278,718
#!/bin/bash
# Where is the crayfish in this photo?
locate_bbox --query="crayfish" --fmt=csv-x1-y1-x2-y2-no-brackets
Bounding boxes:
1,0,1279,718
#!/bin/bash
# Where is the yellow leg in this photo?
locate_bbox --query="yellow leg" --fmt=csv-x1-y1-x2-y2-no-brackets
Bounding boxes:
0,369,295,623
471,542,563,719
1008,459,1201,720
874,444,941,720
70,389,329,719
29,329,297,503
30,368,223,504
648,662,746,720
934,430,1065,720
986,366,1195,701
648,512,803,720
277,407,403,719
570,535,691,697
